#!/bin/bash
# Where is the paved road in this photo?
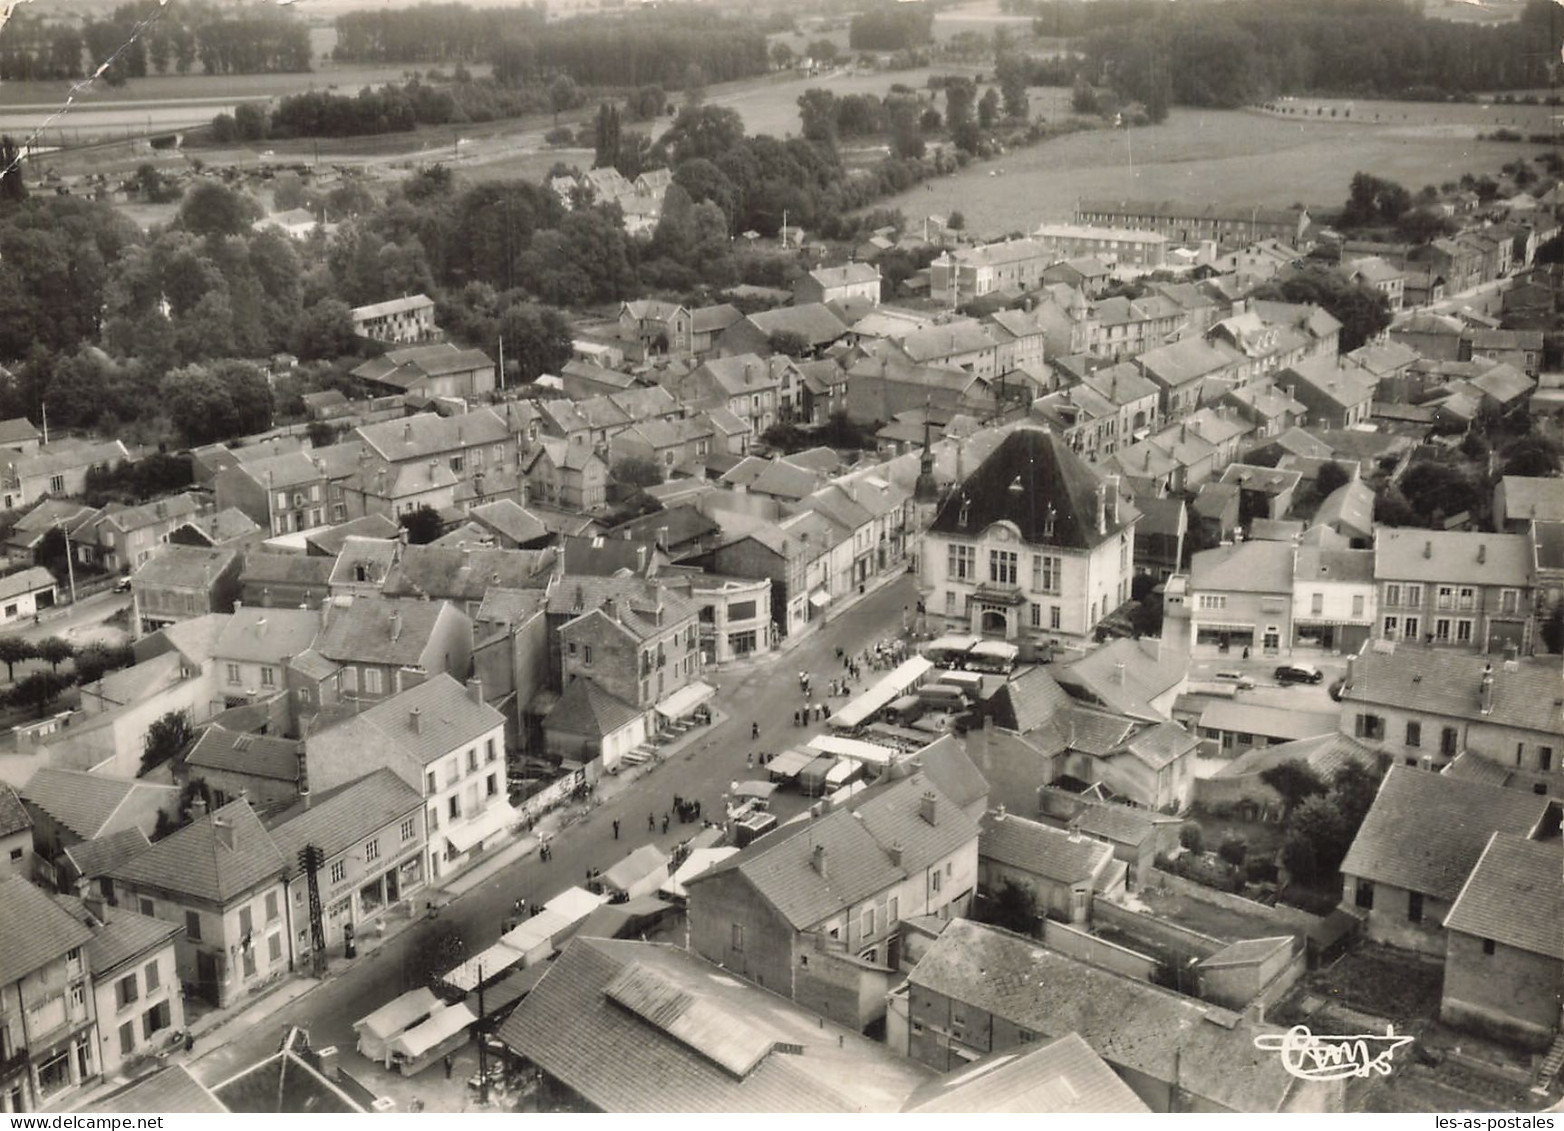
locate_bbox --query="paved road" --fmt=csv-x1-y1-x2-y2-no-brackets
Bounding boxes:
186,572,921,1088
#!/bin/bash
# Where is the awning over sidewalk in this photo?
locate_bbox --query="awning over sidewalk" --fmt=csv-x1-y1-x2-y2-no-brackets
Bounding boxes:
809,589,833,609
443,800,518,854
655,679,716,720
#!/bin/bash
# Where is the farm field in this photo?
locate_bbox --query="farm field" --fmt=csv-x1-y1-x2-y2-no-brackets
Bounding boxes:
869,104,1553,236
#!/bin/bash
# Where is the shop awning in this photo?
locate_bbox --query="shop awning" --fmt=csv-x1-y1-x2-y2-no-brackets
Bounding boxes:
655,679,717,720
733,780,777,800
441,944,524,991
829,656,934,729
766,748,815,779
444,801,518,854
808,733,897,767
809,589,833,609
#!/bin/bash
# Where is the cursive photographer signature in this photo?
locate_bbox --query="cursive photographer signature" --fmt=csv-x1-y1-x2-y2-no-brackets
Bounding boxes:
1253,1024,1415,1081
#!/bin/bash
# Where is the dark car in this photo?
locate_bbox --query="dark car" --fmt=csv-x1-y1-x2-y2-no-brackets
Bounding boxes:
113,577,132,593
1274,662,1323,685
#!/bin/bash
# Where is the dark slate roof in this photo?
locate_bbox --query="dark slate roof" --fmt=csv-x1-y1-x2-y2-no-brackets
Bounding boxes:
544,677,644,739
62,828,151,881
908,919,1324,1112
0,874,95,987
495,937,927,1112
1339,767,1551,902
105,800,286,905
324,673,505,767
304,514,403,556
313,596,454,667
929,427,1133,551
979,811,1113,884
1073,802,1158,847
0,783,30,838
1443,833,1564,958
901,1032,1149,1113
906,735,990,812
185,724,303,783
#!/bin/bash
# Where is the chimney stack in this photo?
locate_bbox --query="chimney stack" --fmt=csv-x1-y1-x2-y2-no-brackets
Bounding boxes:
410,707,422,733
1095,484,1107,535
297,747,310,809
919,790,938,826
190,796,208,821
404,421,413,442
213,817,235,852
887,841,903,866
1423,540,1432,560
1114,660,1126,684
636,545,648,573
83,895,107,925
1480,663,1495,715
1477,543,1486,564
812,843,828,877
466,677,484,706
995,803,1006,821
390,609,402,640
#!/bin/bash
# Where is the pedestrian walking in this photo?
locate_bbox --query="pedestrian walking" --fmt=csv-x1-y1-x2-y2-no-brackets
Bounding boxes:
648,812,656,831
184,1031,195,1054
662,813,670,834
444,1054,454,1079
612,818,620,840
752,721,760,740
793,709,801,726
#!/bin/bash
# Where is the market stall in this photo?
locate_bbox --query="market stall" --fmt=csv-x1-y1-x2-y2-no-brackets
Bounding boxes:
353,987,439,1067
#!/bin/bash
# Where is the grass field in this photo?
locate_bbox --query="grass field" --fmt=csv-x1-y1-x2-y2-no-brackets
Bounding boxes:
869,102,1555,236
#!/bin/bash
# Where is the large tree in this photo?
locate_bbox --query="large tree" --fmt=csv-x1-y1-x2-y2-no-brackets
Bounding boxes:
179,181,262,239
162,360,274,445
0,637,34,682
141,711,193,776
1260,761,1328,817
1250,266,1391,352
498,302,573,385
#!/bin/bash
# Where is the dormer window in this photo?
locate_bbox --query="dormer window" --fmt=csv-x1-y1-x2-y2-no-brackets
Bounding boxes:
958,497,971,527
1043,505,1056,539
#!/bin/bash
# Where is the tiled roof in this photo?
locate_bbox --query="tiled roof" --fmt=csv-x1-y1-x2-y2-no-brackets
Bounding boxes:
62,828,151,881
1197,935,1293,970
224,450,322,491
496,937,927,1112
1339,767,1551,902
608,505,720,550
0,416,40,444
1294,546,1373,585
695,774,978,930
305,514,403,557
313,596,454,667
1138,337,1234,388
86,1066,227,1114
326,673,504,767
106,800,286,905
545,677,644,739
980,811,1113,884
1058,637,1185,721
1314,480,1374,536
549,576,696,638
240,552,335,589
352,346,494,390
1117,720,1199,771
930,427,1133,551
175,508,263,545
1443,833,1563,958
906,919,1321,1112
383,546,555,600
135,613,232,667
1341,641,1564,735
470,499,550,545
11,439,128,479
22,769,176,842
741,304,850,347
355,408,507,460
1190,540,1294,594
1498,476,1564,524
0,875,96,988
131,545,239,589
907,735,989,812
0,566,56,602
186,724,303,782
991,667,1072,734
474,586,549,627
265,767,421,867
1073,802,1158,847
214,606,322,665
1220,463,1303,495
74,898,181,975
901,1032,1149,1113
0,783,30,838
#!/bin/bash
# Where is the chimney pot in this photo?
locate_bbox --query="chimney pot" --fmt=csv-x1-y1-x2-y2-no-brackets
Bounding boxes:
995,804,1006,821
466,677,483,706
812,843,828,877
887,841,903,866
410,707,422,733
919,790,938,826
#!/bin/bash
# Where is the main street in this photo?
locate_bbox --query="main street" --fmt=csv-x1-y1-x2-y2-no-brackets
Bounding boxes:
184,572,922,1090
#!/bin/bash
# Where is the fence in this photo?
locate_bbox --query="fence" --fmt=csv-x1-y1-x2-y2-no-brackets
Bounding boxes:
1093,899,1227,962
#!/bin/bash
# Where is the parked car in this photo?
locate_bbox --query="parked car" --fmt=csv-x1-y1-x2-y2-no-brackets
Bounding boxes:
113,577,132,593
1212,670,1256,690
1274,662,1324,685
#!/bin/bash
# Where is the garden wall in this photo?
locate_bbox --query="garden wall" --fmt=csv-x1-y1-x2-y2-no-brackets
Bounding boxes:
1042,919,1159,981
1152,866,1324,935
1093,899,1226,961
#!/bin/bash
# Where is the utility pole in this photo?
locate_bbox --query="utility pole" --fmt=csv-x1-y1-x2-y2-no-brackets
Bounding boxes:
477,961,488,1104
59,520,77,605
299,845,327,977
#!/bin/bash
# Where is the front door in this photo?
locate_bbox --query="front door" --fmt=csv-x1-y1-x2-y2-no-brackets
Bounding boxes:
196,951,219,1005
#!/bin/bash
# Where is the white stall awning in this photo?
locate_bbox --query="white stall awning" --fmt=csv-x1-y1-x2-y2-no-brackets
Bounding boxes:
444,801,518,854
655,679,716,720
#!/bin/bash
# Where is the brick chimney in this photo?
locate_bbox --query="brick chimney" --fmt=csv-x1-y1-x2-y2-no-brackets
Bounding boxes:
994,803,1006,821
410,706,422,733
811,843,828,877
190,796,207,821
919,790,938,826
887,841,903,866
213,816,235,852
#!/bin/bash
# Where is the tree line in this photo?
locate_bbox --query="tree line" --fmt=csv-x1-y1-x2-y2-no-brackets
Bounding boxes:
848,6,935,51
331,2,545,64
490,12,767,91
225,75,551,141
1078,0,1564,110
0,1,310,84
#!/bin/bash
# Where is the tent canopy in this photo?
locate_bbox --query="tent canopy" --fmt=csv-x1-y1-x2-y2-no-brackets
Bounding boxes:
766,748,815,779
389,1002,477,1059
808,732,897,767
733,780,777,800
829,656,934,729
443,801,518,854
354,987,439,1042
442,942,524,991
655,679,716,720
